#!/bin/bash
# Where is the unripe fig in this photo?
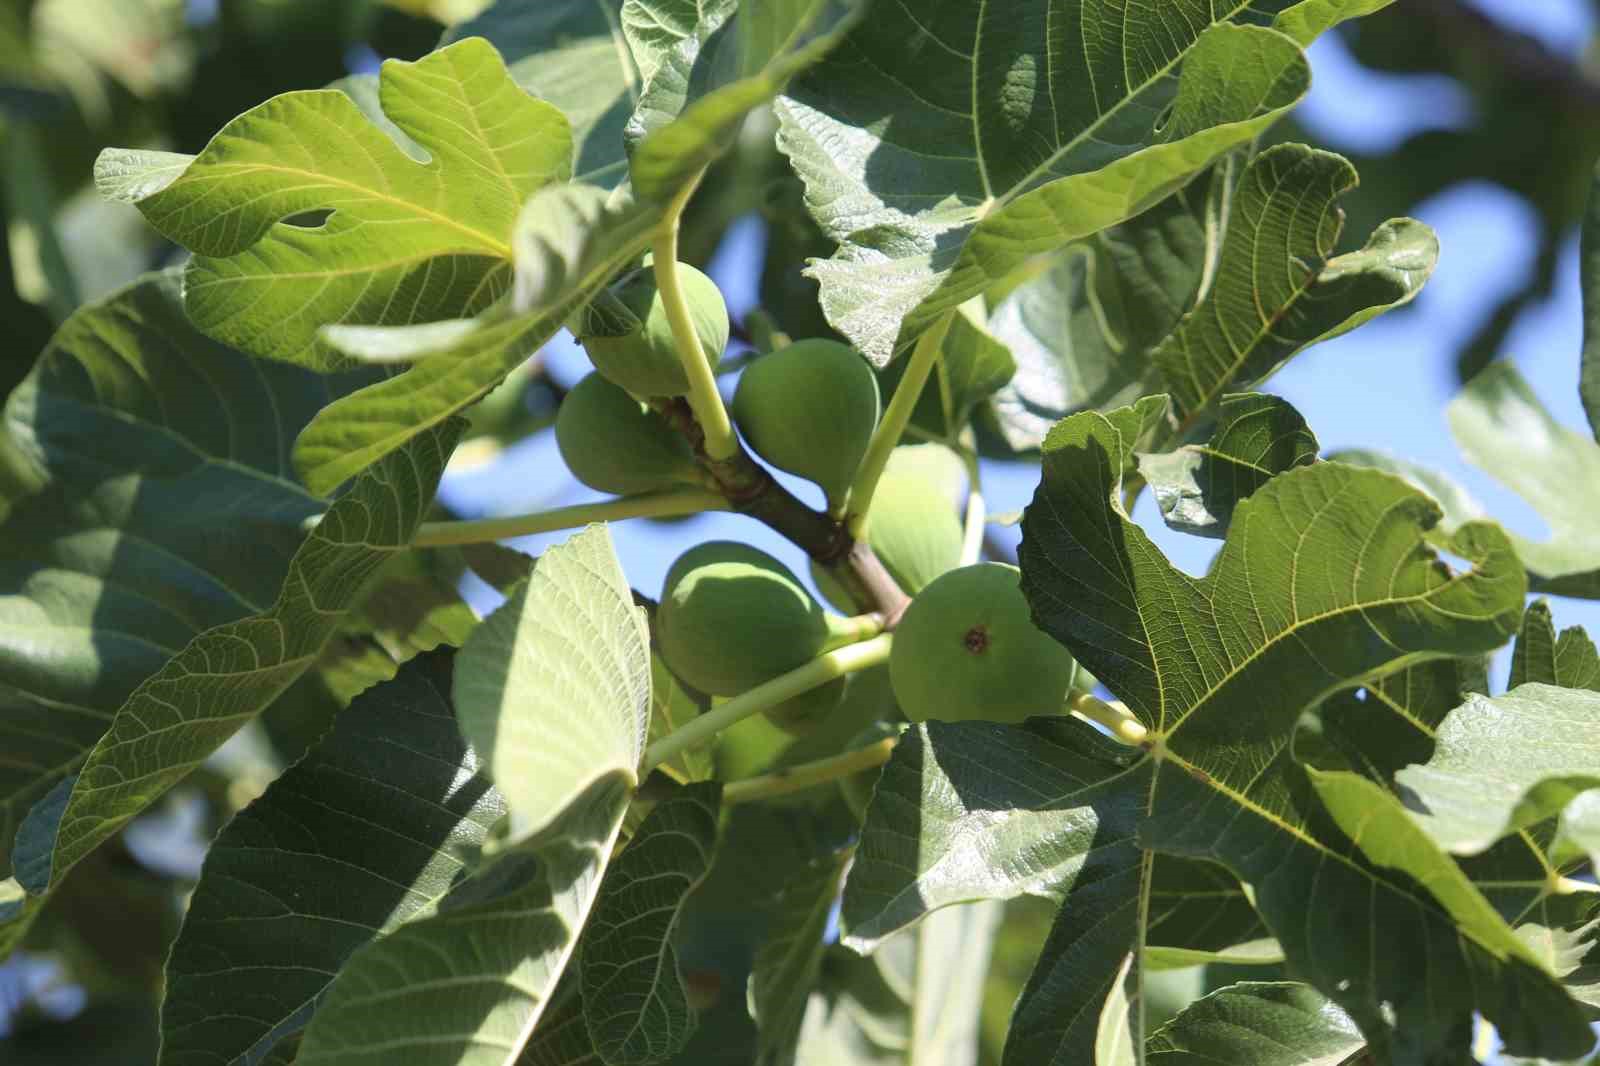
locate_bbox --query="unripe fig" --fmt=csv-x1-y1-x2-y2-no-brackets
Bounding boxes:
812,445,964,610
733,339,880,511
580,263,729,396
658,541,865,697
555,373,704,495
762,677,845,736
890,563,1081,724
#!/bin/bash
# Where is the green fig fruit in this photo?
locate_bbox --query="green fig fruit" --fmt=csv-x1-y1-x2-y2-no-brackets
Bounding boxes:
762,676,845,736
813,445,965,610
580,262,729,397
889,563,1082,724
733,339,880,511
658,541,865,697
555,372,703,495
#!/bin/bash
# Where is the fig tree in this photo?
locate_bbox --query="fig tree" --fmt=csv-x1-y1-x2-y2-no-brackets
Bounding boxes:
658,541,868,697
889,562,1082,724
813,445,964,610
579,262,729,397
555,372,703,495
733,339,880,512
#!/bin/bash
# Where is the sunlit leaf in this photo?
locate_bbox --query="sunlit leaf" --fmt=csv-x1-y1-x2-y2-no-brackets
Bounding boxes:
779,5,1392,365
1145,982,1363,1065
443,1,639,187
1395,684,1600,867
103,38,572,370
159,652,506,1066
293,183,660,495
295,773,633,1066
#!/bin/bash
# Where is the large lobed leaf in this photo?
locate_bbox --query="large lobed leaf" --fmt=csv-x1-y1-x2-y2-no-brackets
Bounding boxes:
295,183,660,495
842,395,1594,1063
1,419,461,950
0,272,374,881
442,1,639,188
1149,143,1435,429
776,3,1398,365
102,38,572,372
1018,402,1586,1060
159,652,506,1066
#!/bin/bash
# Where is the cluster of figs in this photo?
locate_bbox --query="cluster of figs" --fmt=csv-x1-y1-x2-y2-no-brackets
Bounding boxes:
558,259,1095,768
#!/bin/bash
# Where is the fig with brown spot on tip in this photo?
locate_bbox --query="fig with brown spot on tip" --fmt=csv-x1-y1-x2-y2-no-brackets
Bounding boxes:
890,562,1092,724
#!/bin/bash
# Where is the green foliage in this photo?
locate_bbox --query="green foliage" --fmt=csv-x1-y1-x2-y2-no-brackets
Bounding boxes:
889,563,1084,725
733,338,880,512
3,3,1598,1065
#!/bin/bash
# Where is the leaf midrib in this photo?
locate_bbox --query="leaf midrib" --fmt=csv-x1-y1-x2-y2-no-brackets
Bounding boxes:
987,4,1267,214
1150,747,1531,968
167,162,515,260
1162,577,1496,745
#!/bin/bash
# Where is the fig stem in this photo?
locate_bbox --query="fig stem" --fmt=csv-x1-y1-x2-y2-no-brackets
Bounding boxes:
654,167,738,462
1068,691,1150,746
641,633,893,774
846,312,952,540
723,736,898,805
959,451,986,567
408,488,726,547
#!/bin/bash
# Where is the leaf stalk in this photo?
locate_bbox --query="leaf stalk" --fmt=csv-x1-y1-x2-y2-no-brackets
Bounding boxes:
1068,691,1150,746
654,167,738,461
723,736,898,805
847,313,951,539
408,488,727,547
640,634,894,774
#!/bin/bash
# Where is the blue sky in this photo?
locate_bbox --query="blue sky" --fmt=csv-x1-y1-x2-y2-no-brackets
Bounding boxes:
441,1,1600,685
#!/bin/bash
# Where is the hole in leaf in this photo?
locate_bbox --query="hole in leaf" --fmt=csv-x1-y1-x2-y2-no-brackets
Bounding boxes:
281,208,333,229
1431,546,1474,577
